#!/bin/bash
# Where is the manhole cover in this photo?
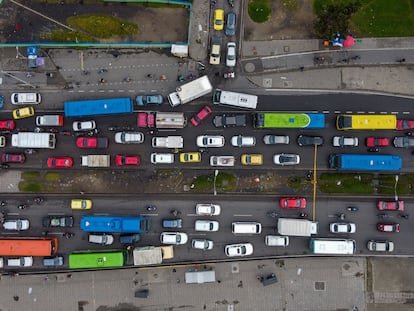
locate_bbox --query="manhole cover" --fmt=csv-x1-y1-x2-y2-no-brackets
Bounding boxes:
244,62,256,73
314,281,325,291
231,263,239,273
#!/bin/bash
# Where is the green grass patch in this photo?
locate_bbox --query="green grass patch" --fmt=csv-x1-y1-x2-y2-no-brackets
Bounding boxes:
192,173,236,193
42,29,97,43
19,182,43,192
377,174,414,195
45,172,61,182
67,15,138,38
21,171,40,179
319,173,374,194
350,0,414,37
288,176,306,191
216,173,237,192
248,0,271,23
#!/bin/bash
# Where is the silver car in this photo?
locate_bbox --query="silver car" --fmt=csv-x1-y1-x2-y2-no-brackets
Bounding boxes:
3,219,29,231
263,135,289,145
72,120,96,131
115,131,144,144
226,42,236,67
192,239,214,250
273,153,300,165
231,135,256,147
393,136,414,148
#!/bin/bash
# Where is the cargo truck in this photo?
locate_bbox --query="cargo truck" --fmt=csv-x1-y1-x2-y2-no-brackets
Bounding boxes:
137,112,186,129
80,216,151,233
277,218,318,237
152,136,184,148
81,155,110,167
11,132,56,149
132,246,173,266
35,115,64,127
167,75,213,107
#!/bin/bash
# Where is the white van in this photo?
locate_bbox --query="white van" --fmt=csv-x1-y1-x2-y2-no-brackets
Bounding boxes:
265,235,289,247
11,93,41,105
232,222,262,234
7,256,33,267
150,153,174,164
35,115,64,127
310,238,356,255
88,234,114,245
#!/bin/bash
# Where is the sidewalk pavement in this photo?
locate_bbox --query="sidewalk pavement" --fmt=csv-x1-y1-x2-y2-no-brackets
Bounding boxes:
0,257,366,311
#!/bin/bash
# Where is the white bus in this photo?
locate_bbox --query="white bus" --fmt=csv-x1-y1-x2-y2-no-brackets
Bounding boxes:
213,89,258,110
309,238,356,255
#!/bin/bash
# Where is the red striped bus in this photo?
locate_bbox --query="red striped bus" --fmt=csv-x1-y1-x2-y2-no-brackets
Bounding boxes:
0,237,58,256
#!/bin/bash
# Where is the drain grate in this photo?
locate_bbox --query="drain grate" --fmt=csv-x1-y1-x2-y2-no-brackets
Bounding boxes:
314,281,325,291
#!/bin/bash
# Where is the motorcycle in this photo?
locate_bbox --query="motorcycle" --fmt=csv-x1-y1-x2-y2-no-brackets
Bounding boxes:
228,0,234,7
33,197,43,204
34,127,45,133
63,232,74,239
108,126,119,131
299,212,308,218
24,149,36,155
146,205,157,212
98,68,108,74
0,164,9,169
60,131,71,136
223,72,235,79
347,206,359,212
377,213,390,219
17,204,27,210
336,213,346,220
398,213,409,219
171,209,180,217
0,201,6,207
266,211,278,218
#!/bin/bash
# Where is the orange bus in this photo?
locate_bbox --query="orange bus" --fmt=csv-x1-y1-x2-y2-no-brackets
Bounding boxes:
0,238,58,256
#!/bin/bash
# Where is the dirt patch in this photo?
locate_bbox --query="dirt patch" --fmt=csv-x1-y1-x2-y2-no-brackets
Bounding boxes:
244,0,316,41
1,3,188,43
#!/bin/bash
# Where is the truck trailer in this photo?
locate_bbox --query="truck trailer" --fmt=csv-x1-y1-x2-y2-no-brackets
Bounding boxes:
132,246,173,266
277,218,318,237
167,75,213,107
81,155,110,167
11,132,56,149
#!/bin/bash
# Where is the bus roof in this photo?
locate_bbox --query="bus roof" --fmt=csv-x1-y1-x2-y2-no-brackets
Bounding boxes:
69,251,127,269
337,114,397,130
0,238,58,256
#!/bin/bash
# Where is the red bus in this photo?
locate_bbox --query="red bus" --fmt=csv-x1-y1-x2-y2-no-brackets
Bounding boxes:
0,238,58,256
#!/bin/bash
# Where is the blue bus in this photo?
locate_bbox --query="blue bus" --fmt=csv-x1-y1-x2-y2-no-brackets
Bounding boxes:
329,154,402,171
253,112,325,129
64,98,133,117
80,216,151,233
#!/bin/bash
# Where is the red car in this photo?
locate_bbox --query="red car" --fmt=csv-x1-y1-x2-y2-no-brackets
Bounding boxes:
47,157,73,168
190,105,212,126
115,155,140,166
377,200,404,211
279,197,306,209
76,137,108,149
366,137,390,147
377,223,400,233
0,120,15,130
396,119,414,130
1,153,25,163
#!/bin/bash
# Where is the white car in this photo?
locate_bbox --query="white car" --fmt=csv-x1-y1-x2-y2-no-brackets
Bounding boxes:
195,203,221,216
160,232,188,245
11,93,41,105
150,153,174,164
196,135,225,147
210,156,235,167
0,136,5,147
367,240,394,252
231,135,256,147
226,42,236,67
7,256,33,267
225,243,253,257
332,136,359,147
192,239,214,250
72,120,96,131
329,222,356,233
195,220,219,232
3,219,30,231
88,234,114,245
115,131,144,144
273,153,300,165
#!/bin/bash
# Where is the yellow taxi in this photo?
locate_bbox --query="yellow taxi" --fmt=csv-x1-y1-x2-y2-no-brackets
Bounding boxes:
214,9,225,31
180,152,201,163
71,199,92,210
241,154,263,166
12,106,34,119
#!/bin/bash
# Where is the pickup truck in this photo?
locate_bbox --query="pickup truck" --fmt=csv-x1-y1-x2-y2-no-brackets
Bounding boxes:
152,136,184,149
213,114,247,127
81,155,110,167
76,137,108,149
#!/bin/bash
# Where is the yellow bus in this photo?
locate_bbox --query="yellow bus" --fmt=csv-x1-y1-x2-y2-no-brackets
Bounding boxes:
336,114,397,130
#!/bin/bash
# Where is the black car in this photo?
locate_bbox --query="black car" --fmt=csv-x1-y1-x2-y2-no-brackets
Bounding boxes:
213,114,246,127
42,216,74,228
297,135,324,146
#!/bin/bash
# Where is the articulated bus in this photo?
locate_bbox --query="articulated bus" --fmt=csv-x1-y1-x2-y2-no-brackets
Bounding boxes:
329,154,402,171
336,114,397,130
253,112,325,129
69,250,128,269
0,237,58,256
310,238,356,255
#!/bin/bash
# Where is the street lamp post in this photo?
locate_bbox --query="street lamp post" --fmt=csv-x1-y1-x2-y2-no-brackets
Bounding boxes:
394,175,399,201
213,170,219,196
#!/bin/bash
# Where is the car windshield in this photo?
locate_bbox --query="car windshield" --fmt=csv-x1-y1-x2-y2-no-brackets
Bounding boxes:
280,155,294,163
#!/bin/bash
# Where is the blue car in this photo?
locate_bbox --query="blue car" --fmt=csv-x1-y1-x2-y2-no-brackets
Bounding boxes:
162,219,183,228
136,95,163,106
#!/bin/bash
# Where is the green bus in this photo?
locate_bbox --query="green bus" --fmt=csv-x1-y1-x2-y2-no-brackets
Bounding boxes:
69,250,128,269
